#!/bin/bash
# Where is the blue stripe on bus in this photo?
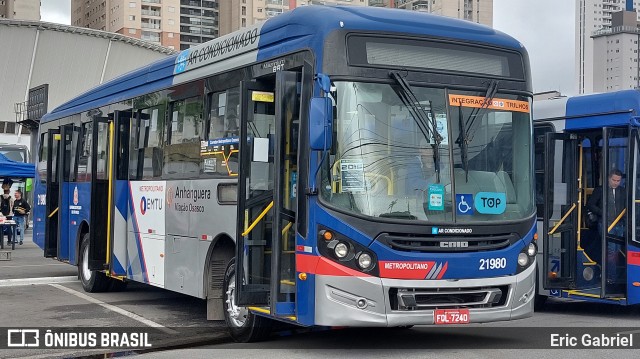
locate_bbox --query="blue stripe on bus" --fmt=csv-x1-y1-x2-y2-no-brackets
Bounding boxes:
111,256,126,276
128,182,149,284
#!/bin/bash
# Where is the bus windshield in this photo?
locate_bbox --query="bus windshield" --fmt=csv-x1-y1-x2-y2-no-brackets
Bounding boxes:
321,81,534,223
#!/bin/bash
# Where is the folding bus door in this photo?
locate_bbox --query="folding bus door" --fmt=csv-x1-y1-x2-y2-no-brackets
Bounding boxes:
44,129,61,258
235,71,301,317
543,132,579,289
88,117,112,270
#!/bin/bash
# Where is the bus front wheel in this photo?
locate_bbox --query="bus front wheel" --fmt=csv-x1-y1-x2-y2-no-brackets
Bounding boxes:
223,258,272,342
78,234,111,293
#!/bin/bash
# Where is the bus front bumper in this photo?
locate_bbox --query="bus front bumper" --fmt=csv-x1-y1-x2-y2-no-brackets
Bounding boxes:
313,261,535,326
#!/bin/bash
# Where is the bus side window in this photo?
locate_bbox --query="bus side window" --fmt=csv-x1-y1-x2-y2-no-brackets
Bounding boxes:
77,122,92,182
38,132,48,184
134,105,165,180
164,96,203,179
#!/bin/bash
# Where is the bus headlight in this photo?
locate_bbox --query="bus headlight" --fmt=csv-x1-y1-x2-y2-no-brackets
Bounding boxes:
334,242,349,258
517,252,529,266
357,253,373,269
527,242,536,257
317,226,379,276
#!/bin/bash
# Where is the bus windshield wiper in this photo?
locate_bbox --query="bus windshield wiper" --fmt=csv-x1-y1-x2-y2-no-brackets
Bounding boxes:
389,71,443,183
455,79,499,181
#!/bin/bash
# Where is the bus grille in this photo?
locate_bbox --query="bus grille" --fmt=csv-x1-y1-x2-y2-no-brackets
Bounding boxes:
377,232,516,253
389,286,509,310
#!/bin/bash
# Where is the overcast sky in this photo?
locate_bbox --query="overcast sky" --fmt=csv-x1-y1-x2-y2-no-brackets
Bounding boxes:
40,0,577,95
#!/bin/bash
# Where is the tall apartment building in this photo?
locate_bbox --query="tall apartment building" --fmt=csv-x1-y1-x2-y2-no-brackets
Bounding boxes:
592,9,640,92
576,0,640,93
343,0,496,27
384,0,493,27
218,0,368,36
180,0,218,50
0,0,40,20
71,0,182,49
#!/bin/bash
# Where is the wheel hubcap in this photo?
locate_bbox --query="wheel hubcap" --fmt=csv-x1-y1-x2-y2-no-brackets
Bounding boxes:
82,245,91,281
226,275,248,327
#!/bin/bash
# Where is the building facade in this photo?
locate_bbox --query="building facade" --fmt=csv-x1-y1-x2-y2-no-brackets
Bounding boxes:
0,0,40,20
393,0,493,27
575,0,640,93
592,9,640,92
71,0,182,49
218,0,368,36
0,18,174,152
180,0,218,50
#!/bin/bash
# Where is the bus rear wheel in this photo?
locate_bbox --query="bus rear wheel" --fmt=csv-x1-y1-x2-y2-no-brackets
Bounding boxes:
78,234,111,293
223,258,272,342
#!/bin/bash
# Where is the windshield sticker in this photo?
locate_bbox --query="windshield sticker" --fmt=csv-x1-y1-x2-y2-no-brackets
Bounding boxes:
429,113,449,145
456,194,474,215
427,184,445,211
340,159,365,193
448,95,530,113
474,192,507,214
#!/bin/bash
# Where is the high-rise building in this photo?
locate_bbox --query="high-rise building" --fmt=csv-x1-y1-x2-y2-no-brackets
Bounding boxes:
391,0,492,27
179,0,218,51
218,0,368,36
71,0,182,49
592,9,640,92
0,0,40,20
576,0,640,93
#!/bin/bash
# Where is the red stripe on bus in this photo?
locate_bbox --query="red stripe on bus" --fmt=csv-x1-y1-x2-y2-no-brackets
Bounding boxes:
628,251,640,266
296,254,371,277
436,262,448,279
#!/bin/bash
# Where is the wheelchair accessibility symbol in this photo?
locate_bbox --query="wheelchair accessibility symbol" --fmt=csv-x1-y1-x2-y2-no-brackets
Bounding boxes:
456,194,474,215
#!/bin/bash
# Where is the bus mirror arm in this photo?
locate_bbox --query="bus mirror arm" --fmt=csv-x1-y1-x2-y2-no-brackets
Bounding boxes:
631,116,640,127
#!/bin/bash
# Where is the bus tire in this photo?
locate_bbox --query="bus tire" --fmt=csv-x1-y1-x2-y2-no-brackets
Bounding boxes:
78,234,110,293
223,258,272,342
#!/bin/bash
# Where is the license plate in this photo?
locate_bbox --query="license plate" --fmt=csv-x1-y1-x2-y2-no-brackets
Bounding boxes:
434,309,470,324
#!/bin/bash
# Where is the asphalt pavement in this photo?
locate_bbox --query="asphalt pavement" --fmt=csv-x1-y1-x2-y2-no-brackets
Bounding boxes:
0,231,230,359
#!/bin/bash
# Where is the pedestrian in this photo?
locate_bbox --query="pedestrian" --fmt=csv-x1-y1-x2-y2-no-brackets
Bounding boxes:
1,188,14,245
12,190,30,245
586,169,626,237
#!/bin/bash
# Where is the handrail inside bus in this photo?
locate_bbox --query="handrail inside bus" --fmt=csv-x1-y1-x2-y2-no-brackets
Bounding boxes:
548,203,577,236
607,208,627,234
48,207,59,218
241,201,274,237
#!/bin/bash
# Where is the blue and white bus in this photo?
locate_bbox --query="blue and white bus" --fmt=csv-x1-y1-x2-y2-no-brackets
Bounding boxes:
534,90,640,307
34,6,537,341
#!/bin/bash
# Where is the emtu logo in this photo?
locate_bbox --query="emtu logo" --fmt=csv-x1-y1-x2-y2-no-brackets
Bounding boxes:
140,197,147,215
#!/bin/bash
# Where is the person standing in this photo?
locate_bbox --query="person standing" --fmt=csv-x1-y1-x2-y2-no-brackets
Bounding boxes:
1,189,13,245
586,169,626,237
12,190,30,245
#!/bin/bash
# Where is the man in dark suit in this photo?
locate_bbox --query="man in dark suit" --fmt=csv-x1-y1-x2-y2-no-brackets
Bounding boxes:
586,169,626,237
586,168,626,284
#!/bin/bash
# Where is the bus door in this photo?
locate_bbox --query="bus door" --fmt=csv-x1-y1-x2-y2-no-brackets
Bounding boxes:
88,116,112,271
600,127,628,297
58,124,80,261
629,127,640,304
110,111,131,276
543,132,579,289
235,70,301,316
44,129,61,258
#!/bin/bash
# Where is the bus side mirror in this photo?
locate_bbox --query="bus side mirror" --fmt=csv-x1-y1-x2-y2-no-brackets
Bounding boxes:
632,116,640,127
309,97,333,151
